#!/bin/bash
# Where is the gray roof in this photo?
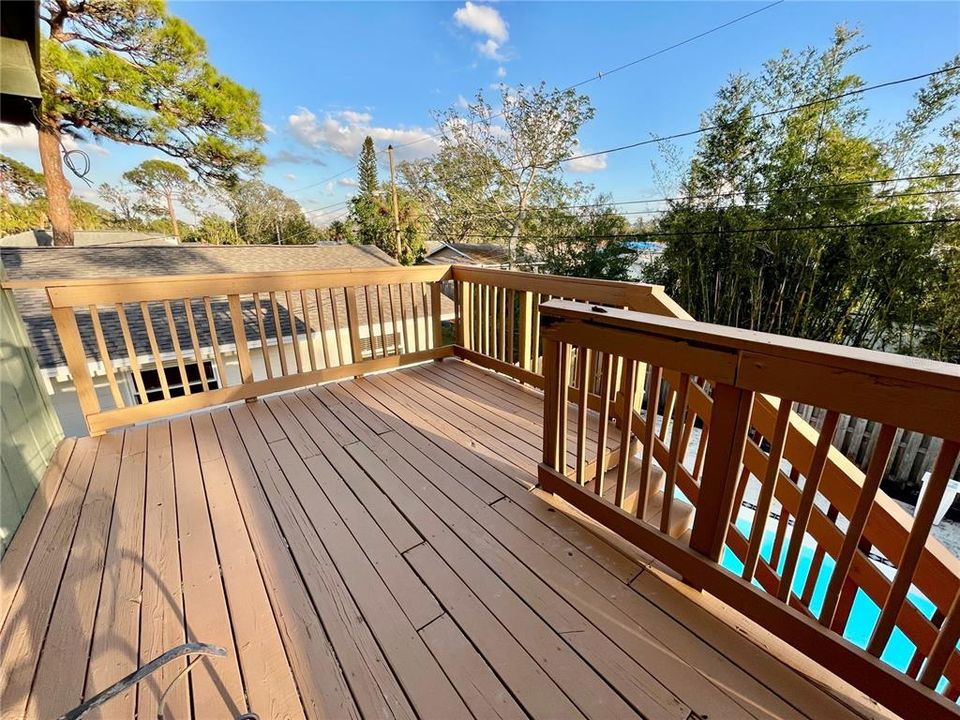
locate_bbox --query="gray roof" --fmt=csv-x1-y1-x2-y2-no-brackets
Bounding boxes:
425,241,542,267
2,244,452,371
0,230,179,247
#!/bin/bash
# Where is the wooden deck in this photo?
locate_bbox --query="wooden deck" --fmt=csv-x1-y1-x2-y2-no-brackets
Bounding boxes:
1,358,894,720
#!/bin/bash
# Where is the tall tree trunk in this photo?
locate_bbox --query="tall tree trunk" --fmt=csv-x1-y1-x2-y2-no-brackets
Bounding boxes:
165,190,180,239
37,120,74,246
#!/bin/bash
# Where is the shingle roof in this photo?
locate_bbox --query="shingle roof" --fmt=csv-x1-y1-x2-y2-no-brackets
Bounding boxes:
425,242,541,267
0,230,178,247
1,244,453,371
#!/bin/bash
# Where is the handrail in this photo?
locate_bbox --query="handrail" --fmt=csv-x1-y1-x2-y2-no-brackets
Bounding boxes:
39,265,453,435
535,299,960,720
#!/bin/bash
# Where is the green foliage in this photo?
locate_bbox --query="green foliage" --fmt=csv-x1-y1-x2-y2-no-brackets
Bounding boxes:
644,28,960,361
402,82,595,262
222,179,318,245
181,214,238,245
41,0,265,184
358,136,378,197
0,156,45,201
0,196,117,236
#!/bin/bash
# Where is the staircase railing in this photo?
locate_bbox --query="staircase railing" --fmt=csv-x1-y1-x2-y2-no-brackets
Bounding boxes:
534,298,960,720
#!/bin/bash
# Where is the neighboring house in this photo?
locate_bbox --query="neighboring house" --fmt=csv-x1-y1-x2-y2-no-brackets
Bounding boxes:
0,229,179,247
1,243,453,436
423,241,543,271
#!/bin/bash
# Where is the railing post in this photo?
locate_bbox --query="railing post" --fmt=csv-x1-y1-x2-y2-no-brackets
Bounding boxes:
518,290,533,371
688,382,754,565
541,335,562,470
227,293,256,401
50,304,102,435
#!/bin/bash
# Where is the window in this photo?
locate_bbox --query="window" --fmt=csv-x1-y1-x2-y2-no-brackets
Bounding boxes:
135,361,219,404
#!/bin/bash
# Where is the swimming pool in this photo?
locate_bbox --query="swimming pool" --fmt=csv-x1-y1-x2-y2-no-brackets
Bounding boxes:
718,518,946,690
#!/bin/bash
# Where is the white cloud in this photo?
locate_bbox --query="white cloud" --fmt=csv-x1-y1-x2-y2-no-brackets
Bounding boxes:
565,153,608,173
338,177,358,187
285,173,297,181
287,108,439,161
476,39,505,61
453,2,508,42
497,66,507,78
262,121,276,134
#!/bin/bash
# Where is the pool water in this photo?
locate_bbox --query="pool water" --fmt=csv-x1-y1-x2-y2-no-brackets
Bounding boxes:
719,518,947,690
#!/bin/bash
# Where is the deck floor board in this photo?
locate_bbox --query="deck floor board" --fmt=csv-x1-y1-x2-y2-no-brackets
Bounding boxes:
1,359,889,720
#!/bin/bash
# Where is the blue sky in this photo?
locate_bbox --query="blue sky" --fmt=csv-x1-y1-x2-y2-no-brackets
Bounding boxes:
2,1,958,225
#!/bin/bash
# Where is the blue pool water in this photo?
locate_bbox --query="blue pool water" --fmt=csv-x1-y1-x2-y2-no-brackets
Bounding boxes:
719,518,946,689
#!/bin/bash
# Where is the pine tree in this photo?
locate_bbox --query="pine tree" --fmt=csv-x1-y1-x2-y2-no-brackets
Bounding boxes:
358,136,379,198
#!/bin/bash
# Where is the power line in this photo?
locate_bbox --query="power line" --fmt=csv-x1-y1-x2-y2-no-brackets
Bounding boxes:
559,65,960,166
437,216,960,241
441,173,960,219
388,1,785,154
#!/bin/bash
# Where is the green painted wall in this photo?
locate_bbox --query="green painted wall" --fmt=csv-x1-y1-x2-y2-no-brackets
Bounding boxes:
1,284,63,556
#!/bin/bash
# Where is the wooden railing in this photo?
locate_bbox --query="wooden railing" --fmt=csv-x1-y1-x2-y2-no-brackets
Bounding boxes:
28,265,451,435
535,299,960,720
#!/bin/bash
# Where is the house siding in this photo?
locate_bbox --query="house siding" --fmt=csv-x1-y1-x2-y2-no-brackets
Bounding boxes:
1,286,63,555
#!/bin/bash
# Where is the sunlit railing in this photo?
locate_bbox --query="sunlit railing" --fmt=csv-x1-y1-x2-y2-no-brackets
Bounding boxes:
24,265,451,434
535,299,960,720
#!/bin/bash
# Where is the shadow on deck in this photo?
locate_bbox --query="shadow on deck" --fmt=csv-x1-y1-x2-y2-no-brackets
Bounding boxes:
1,358,895,720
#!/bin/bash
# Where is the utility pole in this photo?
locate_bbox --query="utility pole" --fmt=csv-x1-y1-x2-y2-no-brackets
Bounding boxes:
387,144,402,261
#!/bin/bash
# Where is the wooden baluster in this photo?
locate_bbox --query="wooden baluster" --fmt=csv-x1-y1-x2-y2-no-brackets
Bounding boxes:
139,301,170,399
285,290,304,374
518,290,532,370
614,358,638,509
387,284,400,354
50,304,102,424
593,352,614,496
183,299,209,392
251,292,273,379
769,500,791,571
269,291,288,375
506,288,515,364
162,300,190,395
203,296,228,385
575,348,592,485
693,422,710,481
89,304,124,408
498,286,507,360
314,289,332,369
920,589,960,688
778,410,840,603
743,399,792,582
374,285,387,357
558,343,571,475
300,289,317,371
410,282,422,352
344,287,364,365
689,383,754,564
908,609,944,679
637,365,663,521
819,424,897,627
459,282,472,350
662,373,690,534
398,283,411,354
431,282,443,350
330,288,345,365
868,440,960,656
541,336,562,469
227,293,254,387
801,504,838,608
659,387,676,441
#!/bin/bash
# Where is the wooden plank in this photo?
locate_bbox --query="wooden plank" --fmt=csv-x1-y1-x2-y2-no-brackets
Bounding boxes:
137,422,189,720
638,364,662,520
344,286,364,364
252,292,274,378
0,437,98,720
300,289,317,371
169,417,247,718
314,289,331,368
0,438,75,627
431,281,443,350
228,293,254,386
184,298,210,390
214,407,404,718
138,301,170,400
203,295,229,385
162,300,191,395
231,409,469,719
192,413,306,720
419,614,527,720
330,287,346,364
615,358,638,508
84,429,147,720
51,306,101,421
25,434,122,720
268,291,288,376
